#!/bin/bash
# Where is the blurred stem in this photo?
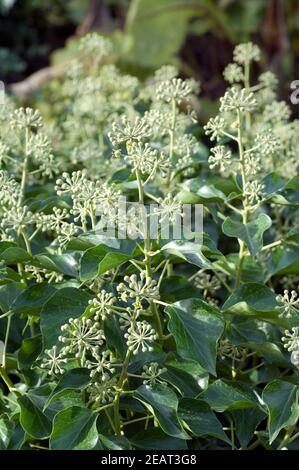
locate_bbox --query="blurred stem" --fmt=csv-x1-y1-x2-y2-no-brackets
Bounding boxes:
244,60,251,129
166,98,177,187
19,126,30,205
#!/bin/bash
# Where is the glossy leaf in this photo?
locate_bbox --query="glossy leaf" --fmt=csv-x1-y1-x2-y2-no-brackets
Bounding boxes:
166,298,224,375
222,213,272,256
50,406,98,450
262,380,299,444
178,398,229,442
135,384,189,440
18,395,52,439
40,287,92,348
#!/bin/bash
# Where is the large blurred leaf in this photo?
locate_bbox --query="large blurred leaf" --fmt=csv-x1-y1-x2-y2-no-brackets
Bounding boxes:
12,283,57,315
125,0,232,69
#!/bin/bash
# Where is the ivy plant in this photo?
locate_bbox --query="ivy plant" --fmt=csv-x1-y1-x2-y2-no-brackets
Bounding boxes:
0,36,299,451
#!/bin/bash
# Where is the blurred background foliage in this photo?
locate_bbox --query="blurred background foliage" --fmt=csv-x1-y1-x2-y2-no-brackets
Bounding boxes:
1,0,299,111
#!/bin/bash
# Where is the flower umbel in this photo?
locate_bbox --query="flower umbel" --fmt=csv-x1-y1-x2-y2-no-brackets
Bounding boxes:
276,290,299,318
40,346,68,376
59,317,105,359
124,321,157,355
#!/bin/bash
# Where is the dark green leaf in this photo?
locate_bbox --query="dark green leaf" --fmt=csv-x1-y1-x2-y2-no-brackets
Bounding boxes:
50,406,98,450
18,335,43,370
262,380,299,444
222,214,272,256
131,428,188,450
166,298,224,375
46,368,91,406
18,395,52,439
135,384,189,440
178,398,229,442
40,287,92,348
199,380,260,411
79,240,135,281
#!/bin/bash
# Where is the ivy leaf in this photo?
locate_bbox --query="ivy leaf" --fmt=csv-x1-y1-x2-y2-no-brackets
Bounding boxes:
131,428,188,450
32,253,78,277
166,298,224,375
162,241,213,269
12,283,57,315
0,247,31,264
199,380,260,411
160,275,201,303
0,282,23,311
222,213,272,256
262,380,299,444
222,283,278,313
262,173,286,199
50,406,98,450
18,395,52,439
266,245,299,279
18,335,43,370
79,240,136,281
163,359,208,396
178,398,230,443
134,384,189,440
285,225,299,245
231,408,266,448
99,434,132,450
40,287,92,348
46,368,91,407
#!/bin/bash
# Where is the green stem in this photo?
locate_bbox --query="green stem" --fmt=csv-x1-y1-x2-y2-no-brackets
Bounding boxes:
235,109,248,288
2,313,12,369
21,230,32,256
122,415,152,427
277,426,296,450
113,349,132,435
89,205,96,230
0,367,15,392
150,300,164,341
